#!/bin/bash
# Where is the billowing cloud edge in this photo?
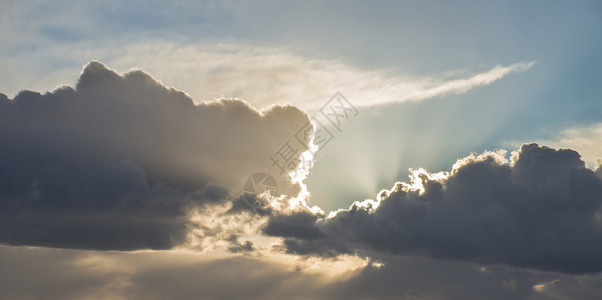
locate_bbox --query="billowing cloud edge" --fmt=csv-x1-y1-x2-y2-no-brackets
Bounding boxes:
0,60,315,251
265,144,602,274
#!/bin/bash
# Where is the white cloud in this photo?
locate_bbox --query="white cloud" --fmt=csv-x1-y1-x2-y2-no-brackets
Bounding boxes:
105,43,536,111
0,40,534,112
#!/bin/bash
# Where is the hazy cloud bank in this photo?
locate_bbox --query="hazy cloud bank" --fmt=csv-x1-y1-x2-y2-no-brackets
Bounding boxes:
2,245,601,300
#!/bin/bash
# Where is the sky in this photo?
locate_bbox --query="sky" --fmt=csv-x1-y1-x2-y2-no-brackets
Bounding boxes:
1,1,602,299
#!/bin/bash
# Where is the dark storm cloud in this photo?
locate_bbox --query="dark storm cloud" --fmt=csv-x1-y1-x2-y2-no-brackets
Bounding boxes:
267,144,602,274
263,211,324,240
0,61,310,250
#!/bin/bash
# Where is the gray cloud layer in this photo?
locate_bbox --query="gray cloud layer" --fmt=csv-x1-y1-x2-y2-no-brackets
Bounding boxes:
0,61,310,250
2,245,601,300
267,144,602,274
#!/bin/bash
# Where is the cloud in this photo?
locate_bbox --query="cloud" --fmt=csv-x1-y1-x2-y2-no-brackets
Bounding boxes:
0,40,534,112
0,245,364,300
4,245,602,300
266,144,602,274
0,61,312,250
362,61,535,106
104,43,535,110
530,277,602,300
518,122,602,168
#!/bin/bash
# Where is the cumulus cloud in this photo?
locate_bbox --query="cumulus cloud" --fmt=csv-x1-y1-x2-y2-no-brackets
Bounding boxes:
266,144,602,274
519,122,602,168
0,61,311,250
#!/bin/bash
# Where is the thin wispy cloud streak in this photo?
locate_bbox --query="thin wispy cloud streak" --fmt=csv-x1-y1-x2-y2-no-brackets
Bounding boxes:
0,41,534,112
107,44,536,111
384,61,536,105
